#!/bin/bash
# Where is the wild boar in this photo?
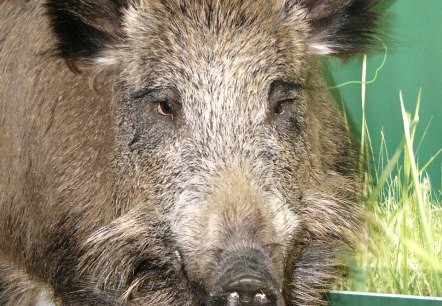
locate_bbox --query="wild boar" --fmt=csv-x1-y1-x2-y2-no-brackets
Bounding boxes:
0,0,379,305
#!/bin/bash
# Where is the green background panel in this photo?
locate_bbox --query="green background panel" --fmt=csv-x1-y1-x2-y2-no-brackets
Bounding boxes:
324,1,442,191
328,291,442,306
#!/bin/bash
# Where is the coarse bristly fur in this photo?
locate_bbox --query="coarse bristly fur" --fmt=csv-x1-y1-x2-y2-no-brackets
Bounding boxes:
0,0,379,305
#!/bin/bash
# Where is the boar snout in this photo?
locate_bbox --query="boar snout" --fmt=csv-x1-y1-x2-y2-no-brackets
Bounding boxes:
207,249,284,306
175,167,296,305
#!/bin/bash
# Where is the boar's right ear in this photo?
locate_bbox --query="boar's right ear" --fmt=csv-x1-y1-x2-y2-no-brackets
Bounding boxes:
45,0,129,65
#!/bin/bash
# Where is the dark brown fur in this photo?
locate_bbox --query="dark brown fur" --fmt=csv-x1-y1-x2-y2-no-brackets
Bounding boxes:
0,1,379,305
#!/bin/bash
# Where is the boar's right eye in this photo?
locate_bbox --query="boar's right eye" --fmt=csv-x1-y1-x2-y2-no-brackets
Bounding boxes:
132,87,181,119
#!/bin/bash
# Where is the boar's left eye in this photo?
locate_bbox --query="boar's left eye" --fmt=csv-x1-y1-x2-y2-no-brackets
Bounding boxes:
269,80,301,116
273,99,294,115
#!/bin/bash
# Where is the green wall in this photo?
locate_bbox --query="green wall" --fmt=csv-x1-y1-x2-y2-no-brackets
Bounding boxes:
328,291,442,306
325,1,442,192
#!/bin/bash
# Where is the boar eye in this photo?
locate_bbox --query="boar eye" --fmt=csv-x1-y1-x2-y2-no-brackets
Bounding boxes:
273,99,293,115
132,87,181,118
157,101,175,116
269,80,301,116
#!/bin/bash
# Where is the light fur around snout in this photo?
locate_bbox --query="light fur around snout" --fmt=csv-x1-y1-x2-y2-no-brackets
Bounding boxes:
173,165,299,287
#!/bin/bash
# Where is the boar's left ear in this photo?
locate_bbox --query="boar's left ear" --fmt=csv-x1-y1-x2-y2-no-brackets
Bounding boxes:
45,0,129,64
286,0,379,55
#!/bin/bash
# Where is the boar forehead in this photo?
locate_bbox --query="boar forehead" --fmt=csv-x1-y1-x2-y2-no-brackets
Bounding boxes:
120,0,308,110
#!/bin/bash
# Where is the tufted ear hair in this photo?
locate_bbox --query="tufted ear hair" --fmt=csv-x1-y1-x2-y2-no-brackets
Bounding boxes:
286,0,380,55
45,0,129,64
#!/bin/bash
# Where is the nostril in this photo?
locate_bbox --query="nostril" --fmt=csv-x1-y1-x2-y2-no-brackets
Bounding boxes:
227,292,240,305
253,292,271,304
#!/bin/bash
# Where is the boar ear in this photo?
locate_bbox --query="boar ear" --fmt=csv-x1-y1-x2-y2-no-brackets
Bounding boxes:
288,0,379,55
45,0,129,64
